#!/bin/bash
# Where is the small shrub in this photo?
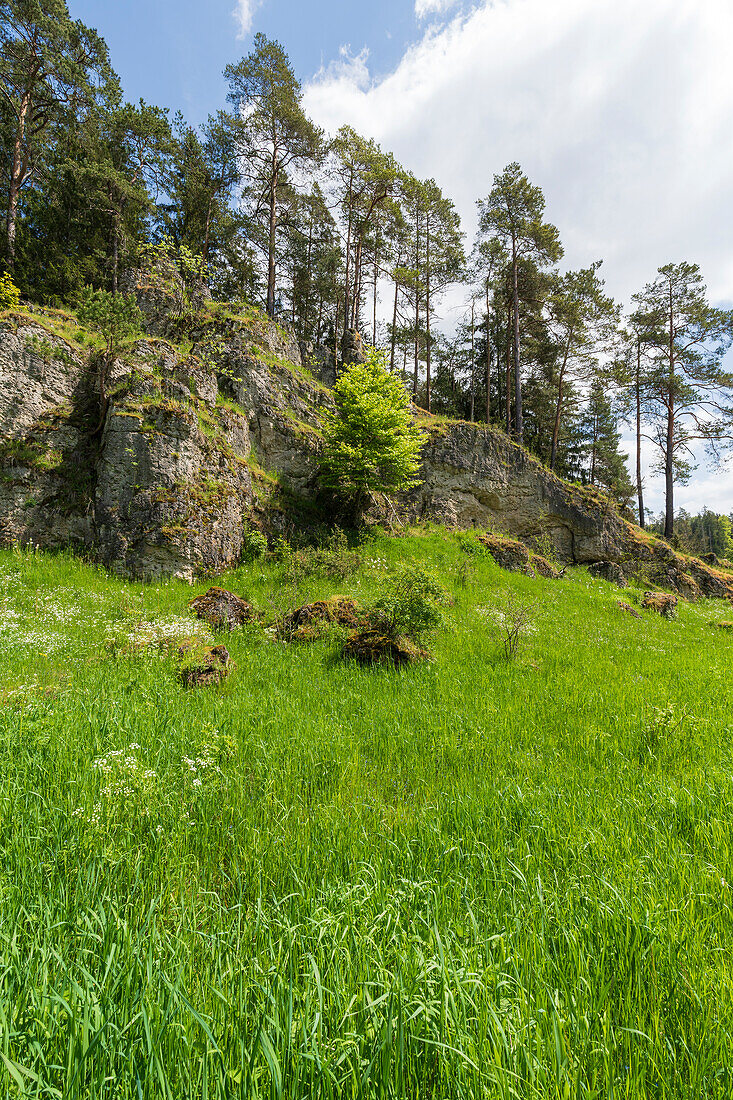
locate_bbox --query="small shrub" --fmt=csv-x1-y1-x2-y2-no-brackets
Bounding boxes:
0,271,20,311
241,529,268,561
636,704,700,768
366,565,449,643
280,530,362,583
479,593,536,661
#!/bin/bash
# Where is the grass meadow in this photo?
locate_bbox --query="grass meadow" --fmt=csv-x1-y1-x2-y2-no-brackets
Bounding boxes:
0,530,731,1097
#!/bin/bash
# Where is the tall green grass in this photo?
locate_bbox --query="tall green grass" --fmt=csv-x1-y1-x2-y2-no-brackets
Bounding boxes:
0,533,731,1097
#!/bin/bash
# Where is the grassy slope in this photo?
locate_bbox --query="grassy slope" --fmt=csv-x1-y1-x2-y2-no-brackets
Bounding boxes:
0,532,732,1098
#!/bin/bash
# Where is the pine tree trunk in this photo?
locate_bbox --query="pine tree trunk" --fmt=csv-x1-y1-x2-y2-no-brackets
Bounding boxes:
469,301,475,422
372,244,378,346
203,190,214,262
512,248,523,443
664,289,675,539
425,213,431,413
389,273,399,372
549,328,573,470
485,284,491,424
413,203,420,399
352,238,362,330
7,92,31,270
112,217,119,294
505,304,512,436
343,170,354,334
266,162,277,317
304,218,313,335
636,338,645,528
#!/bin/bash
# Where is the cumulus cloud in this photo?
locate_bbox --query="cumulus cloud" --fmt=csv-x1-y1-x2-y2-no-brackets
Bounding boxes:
232,0,259,39
304,0,733,510
304,0,733,305
415,0,461,19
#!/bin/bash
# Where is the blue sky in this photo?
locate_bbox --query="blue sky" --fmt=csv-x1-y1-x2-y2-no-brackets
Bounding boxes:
68,0,733,515
69,0,421,125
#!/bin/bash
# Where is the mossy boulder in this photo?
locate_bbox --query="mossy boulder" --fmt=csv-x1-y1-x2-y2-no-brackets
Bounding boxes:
178,641,234,687
281,596,361,641
478,533,561,579
189,586,255,630
642,592,678,619
342,628,426,667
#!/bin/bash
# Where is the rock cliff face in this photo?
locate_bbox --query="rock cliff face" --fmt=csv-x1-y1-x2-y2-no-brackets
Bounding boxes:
0,296,731,598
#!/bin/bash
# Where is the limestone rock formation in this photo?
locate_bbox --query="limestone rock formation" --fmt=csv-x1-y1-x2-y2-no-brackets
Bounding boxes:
0,297,732,601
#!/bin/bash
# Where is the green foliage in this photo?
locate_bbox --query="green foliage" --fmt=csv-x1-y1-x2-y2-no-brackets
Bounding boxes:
140,235,208,319
366,563,448,642
77,286,142,358
320,347,425,503
0,270,20,310
283,533,362,583
240,528,268,561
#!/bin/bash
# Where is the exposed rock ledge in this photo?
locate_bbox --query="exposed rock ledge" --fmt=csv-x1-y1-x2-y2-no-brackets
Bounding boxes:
0,300,731,600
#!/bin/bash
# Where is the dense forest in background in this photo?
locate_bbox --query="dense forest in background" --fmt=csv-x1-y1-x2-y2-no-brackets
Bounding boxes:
2,0,733,544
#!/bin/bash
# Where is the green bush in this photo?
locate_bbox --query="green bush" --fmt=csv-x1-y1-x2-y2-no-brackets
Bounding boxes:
366,564,449,643
0,271,20,311
241,529,268,561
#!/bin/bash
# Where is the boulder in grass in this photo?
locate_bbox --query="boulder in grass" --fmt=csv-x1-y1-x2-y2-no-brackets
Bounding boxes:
284,596,360,632
477,533,562,579
531,554,564,580
478,533,530,573
641,592,678,619
189,586,254,630
178,642,234,688
342,628,426,667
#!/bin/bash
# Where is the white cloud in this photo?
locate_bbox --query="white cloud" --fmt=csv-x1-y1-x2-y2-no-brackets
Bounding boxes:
304,0,733,510
415,0,460,19
304,0,733,303
232,0,258,39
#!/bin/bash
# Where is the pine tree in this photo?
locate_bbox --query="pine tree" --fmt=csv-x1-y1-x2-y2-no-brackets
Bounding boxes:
0,0,113,269
632,263,733,538
477,164,562,443
225,35,322,317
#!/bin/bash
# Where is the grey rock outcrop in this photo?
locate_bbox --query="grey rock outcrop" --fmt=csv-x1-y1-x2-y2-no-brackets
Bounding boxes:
340,329,366,368
588,561,627,586
1,303,732,600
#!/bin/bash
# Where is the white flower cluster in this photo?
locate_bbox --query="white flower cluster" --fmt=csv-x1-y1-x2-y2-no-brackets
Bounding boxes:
0,572,118,658
183,743,222,790
75,744,158,826
107,614,211,651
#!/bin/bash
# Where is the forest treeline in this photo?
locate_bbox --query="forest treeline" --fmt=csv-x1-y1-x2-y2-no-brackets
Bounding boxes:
2,1,733,538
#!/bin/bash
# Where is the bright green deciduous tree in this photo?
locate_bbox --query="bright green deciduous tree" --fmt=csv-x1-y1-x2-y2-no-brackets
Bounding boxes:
0,271,20,310
320,347,425,515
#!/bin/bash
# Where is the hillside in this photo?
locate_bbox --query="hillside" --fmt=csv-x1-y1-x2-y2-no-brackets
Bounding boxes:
0,532,732,1095
0,283,731,603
